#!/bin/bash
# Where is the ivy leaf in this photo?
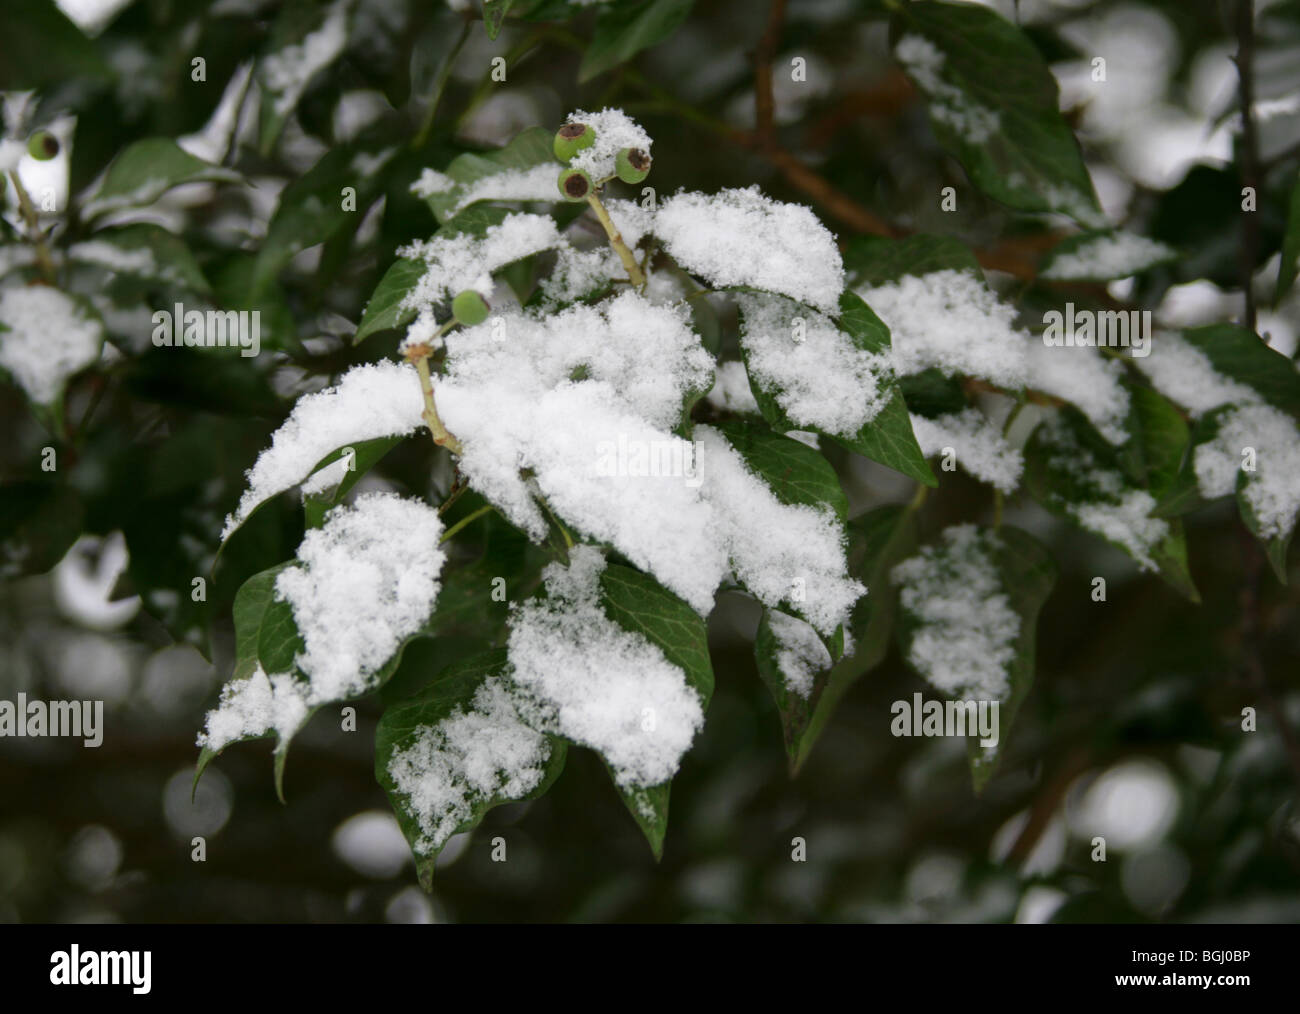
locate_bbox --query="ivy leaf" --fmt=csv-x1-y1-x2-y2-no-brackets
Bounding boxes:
1039,230,1178,282
711,418,848,520
302,437,403,529
257,0,352,155
794,504,917,774
0,0,110,89
1276,170,1300,304
1237,468,1292,584
376,649,568,889
596,563,713,859
892,0,1102,225
579,0,695,83
968,526,1055,792
353,205,513,344
250,131,403,299
1024,406,1199,602
72,225,211,294
844,234,982,287
738,291,935,486
482,0,514,40
1180,325,1300,418
424,128,554,223
81,139,241,219
754,608,835,772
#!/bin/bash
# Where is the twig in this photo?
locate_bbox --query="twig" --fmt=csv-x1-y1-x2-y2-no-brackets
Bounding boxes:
8,170,56,282
753,0,788,145
1234,0,1261,332
586,191,645,288
404,343,463,454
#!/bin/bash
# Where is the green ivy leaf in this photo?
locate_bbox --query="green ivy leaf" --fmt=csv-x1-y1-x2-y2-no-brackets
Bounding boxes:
596,563,713,858
892,0,1102,225
425,128,554,223
257,0,353,155
968,526,1055,792
482,0,514,40
302,437,404,529
1024,407,1199,602
1237,467,1292,584
844,234,982,287
711,418,848,520
73,224,211,294
579,0,695,83
82,139,241,219
0,0,110,90
376,649,568,889
1180,325,1300,418
794,504,917,774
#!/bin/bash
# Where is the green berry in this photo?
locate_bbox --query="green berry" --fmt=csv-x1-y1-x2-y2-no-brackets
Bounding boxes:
553,122,595,163
27,130,59,161
614,148,651,184
451,289,490,326
557,167,593,202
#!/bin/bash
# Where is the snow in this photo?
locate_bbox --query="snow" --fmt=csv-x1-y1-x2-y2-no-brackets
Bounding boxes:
1022,337,1130,445
261,0,350,119
197,666,311,751
1036,412,1168,570
1041,232,1176,280
910,407,1023,493
706,360,760,415
655,186,845,314
767,609,832,698
385,675,553,855
67,239,158,276
563,108,653,183
857,269,1029,388
695,425,864,635
274,492,445,701
507,546,704,788
895,34,1000,144
1134,331,1262,418
891,524,1020,701
1194,404,1300,539
410,168,455,199
222,360,424,539
397,212,562,311
0,284,104,405
438,163,564,216
736,292,891,435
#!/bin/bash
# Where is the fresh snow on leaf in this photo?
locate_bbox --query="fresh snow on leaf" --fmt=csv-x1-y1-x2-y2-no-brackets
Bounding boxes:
397,212,563,311
507,546,704,789
892,524,1020,701
261,1,350,119
1041,231,1176,281
201,493,445,752
909,407,1023,493
563,107,653,183
736,292,892,436
1034,413,1169,570
654,186,844,313
274,492,445,697
385,676,552,855
895,34,1000,144
766,609,832,698
196,666,311,752
696,425,864,635
1022,337,1130,445
0,285,103,406
1134,331,1261,417
1194,404,1300,539
706,360,760,415
435,163,562,217
221,361,424,540
856,269,1028,388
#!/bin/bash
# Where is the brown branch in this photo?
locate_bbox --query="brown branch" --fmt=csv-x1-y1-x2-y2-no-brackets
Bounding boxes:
753,0,788,146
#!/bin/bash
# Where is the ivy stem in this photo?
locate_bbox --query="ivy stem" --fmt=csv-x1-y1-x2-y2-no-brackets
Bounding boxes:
586,191,645,289
440,503,494,543
8,170,56,283
404,340,463,455
907,482,929,513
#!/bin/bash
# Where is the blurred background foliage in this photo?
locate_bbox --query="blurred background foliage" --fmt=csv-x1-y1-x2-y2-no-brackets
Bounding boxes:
2,0,1300,922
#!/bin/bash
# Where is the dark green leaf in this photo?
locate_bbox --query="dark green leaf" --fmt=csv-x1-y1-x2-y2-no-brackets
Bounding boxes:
579,0,695,83
844,233,982,287
302,437,403,529
1181,325,1300,418
482,0,514,40
424,128,555,223
82,139,240,219
712,418,848,519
